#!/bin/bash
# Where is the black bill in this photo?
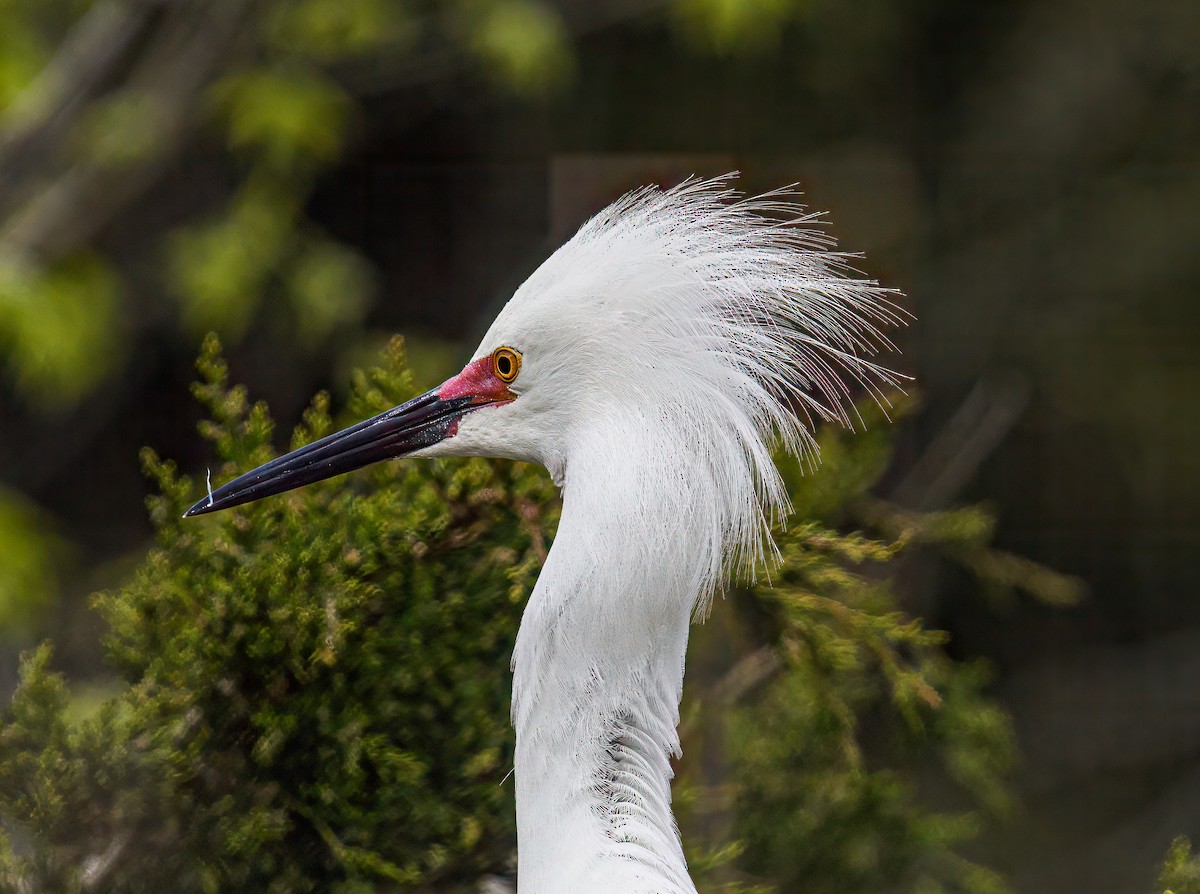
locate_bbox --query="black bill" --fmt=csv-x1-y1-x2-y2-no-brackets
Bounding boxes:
183,389,473,518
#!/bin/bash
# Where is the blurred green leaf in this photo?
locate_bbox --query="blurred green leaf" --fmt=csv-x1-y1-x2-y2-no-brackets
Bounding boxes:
1157,837,1200,894
168,174,299,338
77,91,171,168
467,0,573,95
0,21,47,113
0,251,120,404
213,65,352,169
266,0,417,61
285,235,374,346
0,488,58,632
673,0,804,55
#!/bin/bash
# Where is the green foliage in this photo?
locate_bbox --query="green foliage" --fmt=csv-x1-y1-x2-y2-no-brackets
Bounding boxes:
862,499,1084,609
0,335,558,891
725,533,1012,894
0,645,151,893
1158,837,1200,894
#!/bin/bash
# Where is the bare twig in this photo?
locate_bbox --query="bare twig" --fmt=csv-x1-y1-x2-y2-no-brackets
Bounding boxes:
890,372,1031,510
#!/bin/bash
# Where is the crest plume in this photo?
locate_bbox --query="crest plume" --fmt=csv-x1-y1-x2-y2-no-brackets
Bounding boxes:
484,174,907,610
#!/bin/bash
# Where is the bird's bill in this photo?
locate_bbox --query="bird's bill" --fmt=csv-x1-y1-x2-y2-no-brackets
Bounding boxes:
182,387,473,518
184,355,515,518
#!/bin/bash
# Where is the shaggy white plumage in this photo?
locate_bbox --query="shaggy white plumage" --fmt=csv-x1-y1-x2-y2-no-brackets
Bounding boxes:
428,175,905,894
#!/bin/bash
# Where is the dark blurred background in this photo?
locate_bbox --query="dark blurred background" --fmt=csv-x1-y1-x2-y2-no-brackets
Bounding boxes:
0,1,1196,890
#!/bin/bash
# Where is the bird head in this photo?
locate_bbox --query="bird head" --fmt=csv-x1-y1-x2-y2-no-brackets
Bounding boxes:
185,175,906,574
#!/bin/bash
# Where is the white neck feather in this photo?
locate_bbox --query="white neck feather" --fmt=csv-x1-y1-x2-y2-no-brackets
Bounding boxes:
512,425,719,894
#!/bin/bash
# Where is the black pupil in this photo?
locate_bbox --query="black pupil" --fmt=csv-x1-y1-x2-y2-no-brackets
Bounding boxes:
498,355,511,376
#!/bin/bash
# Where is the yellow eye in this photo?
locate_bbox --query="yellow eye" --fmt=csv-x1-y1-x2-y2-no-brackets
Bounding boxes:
492,346,522,383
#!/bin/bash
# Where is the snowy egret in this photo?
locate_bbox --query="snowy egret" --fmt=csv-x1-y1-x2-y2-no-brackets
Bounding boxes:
185,176,904,894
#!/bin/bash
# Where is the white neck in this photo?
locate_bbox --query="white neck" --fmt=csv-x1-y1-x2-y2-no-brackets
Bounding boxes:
511,436,711,894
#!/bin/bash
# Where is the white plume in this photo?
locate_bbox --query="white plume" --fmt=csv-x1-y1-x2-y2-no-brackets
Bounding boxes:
475,173,907,613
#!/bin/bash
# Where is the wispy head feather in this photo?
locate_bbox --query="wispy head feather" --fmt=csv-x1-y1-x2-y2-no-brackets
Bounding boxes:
475,174,907,615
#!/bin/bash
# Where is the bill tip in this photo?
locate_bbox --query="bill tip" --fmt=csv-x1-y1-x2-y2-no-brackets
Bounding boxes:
182,501,210,519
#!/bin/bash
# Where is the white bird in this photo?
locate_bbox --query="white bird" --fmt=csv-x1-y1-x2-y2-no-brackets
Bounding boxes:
185,176,904,894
